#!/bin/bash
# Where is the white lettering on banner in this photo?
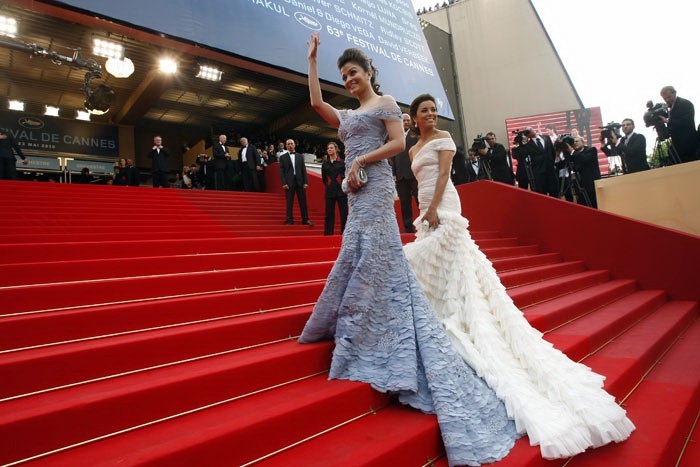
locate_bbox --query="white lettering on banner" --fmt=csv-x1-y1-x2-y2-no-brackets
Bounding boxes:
248,0,291,17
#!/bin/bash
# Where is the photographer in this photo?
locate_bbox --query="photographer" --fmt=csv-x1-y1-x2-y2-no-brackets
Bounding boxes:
600,119,649,173
659,86,698,163
512,127,557,195
553,136,573,202
477,132,515,184
569,136,601,208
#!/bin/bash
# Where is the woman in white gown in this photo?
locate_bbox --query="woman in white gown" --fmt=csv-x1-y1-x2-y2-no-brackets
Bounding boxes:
403,93,635,459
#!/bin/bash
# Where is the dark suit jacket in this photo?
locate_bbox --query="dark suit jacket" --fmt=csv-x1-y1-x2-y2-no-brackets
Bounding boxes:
571,146,601,185
146,146,169,172
212,142,230,171
391,132,418,181
279,152,308,188
480,142,514,183
669,96,699,161
322,159,346,198
514,136,553,178
239,145,260,171
0,131,25,160
465,160,488,183
618,133,649,173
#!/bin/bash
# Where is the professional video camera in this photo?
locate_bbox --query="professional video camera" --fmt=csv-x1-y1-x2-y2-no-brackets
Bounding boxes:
599,122,622,143
554,133,575,153
643,100,669,128
511,129,528,146
471,134,488,151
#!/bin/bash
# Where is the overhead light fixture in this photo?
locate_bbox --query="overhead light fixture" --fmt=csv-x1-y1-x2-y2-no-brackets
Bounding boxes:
0,15,18,38
159,58,177,74
8,100,24,111
196,64,222,82
105,56,134,78
93,38,124,60
45,105,60,116
76,110,91,121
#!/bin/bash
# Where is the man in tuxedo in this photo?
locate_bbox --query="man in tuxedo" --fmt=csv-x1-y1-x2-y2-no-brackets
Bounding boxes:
211,134,230,190
239,137,261,191
569,136,601,208
0,128,28,180
390,113,419,233
659,86,698,163
279,138,313,226
477,132,514,184
147,135,169,188
465,148,488,183
602,119,649,173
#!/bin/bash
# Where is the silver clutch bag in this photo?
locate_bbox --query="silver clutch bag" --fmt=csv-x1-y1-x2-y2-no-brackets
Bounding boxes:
341,166,368,193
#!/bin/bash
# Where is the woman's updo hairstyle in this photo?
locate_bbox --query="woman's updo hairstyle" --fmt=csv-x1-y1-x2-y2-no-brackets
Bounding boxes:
408,93,436,135
337,48,382,96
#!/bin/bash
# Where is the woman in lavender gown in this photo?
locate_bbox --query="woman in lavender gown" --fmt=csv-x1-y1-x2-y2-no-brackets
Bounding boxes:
297,32,517,466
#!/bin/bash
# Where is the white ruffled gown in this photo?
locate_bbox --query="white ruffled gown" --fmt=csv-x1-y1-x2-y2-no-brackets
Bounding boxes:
403,136,635,459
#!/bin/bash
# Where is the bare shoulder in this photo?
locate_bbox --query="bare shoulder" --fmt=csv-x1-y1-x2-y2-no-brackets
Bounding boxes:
379,94,397,105
437,130,453,140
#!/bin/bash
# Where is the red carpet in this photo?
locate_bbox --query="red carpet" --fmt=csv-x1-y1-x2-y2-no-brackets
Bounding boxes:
0,180,698,466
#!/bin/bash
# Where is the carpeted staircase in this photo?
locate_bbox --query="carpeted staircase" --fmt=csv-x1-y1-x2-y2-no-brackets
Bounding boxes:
0,180,698,466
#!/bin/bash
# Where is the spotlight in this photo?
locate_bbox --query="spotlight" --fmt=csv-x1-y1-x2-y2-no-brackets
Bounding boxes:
8,100,24,111
196,64,222,82
159,58,177,74
45,105,60,116
105,56,134,78
93,38,124,60
0,15,18,38
76,110,91,121
83,71,115,115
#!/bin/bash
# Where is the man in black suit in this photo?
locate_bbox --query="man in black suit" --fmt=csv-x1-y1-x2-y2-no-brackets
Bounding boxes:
513,127,557,196
239,137,261,191
659,86,698,163
0,128,28,180
465,148,488,183
146,135,169,188
211,134,230,190
390,113,419,233
478,132,514,184
602,119,649,173
279,138,313,226
570,136,601,208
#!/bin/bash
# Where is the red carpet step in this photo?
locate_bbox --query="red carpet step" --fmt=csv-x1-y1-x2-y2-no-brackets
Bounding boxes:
0,180,697,466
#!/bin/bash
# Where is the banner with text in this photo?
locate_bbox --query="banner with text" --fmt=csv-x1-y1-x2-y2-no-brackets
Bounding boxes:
54,0,454,119
0,112,119,158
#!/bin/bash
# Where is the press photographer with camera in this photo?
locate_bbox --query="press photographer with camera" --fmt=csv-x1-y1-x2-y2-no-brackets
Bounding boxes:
600,119,649,174
475,132,515,185
659,86,698,163
511,127,557,195
568,135,601,208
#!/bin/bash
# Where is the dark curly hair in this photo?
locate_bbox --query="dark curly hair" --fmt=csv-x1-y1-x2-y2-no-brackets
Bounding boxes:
408,93,436,135
337,48,382,96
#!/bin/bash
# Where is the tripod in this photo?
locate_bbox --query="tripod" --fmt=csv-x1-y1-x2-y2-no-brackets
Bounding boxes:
565,159,592,208
653,137,682,166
